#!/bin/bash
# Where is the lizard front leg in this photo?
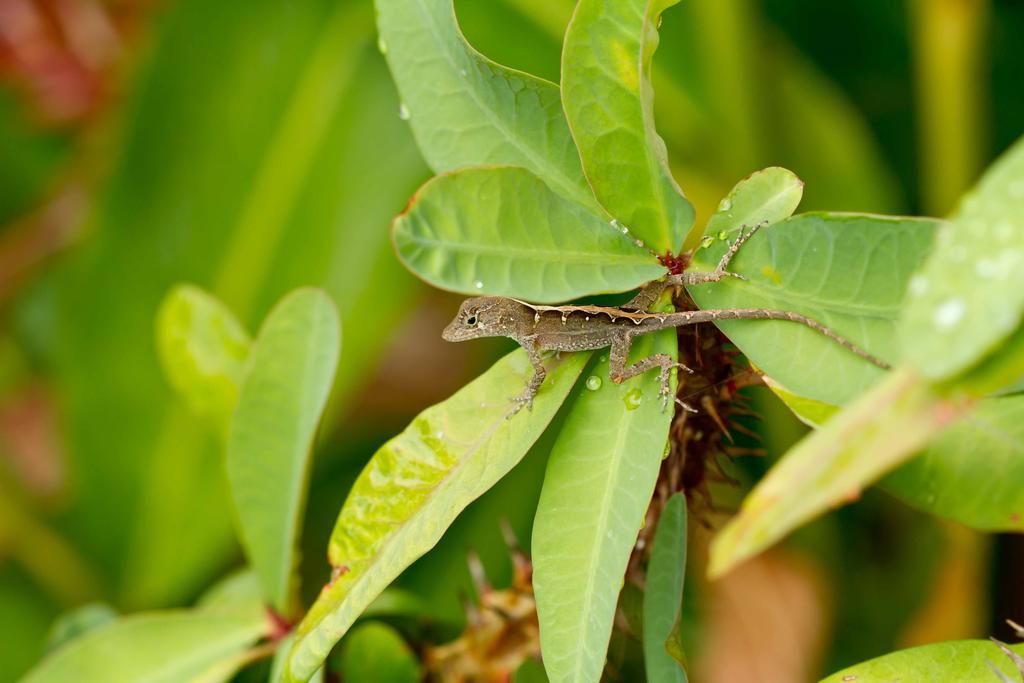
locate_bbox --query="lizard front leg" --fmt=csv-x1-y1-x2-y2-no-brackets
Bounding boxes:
608,332,692,411
671,221,765,287
510,339,547,414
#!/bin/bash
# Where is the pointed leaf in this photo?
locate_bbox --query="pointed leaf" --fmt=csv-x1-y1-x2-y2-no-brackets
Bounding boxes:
375,0,595,208
901,135,1024,381
21,609,268,683
562,0,695,253
821,639,1024,682
156,284,251,430
393,167,663,302
285,350,588,681
533,332,675,683
643,493,689,683
710,369,970,577
227,289,341,614
689,213,939,406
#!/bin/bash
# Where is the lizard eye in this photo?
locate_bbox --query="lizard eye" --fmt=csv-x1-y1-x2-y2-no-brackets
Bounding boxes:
466,315,478,326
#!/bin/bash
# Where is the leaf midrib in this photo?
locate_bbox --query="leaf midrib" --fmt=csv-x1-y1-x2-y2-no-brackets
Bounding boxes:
568,395,637,680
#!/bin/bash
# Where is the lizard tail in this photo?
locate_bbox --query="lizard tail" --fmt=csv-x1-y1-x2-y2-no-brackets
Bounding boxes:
673,308,892,370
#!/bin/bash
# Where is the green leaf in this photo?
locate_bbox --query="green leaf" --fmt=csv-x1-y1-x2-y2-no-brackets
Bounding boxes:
156,284,251,430
285,350,588,682
336,622,419,683
883,393,1024,531
704,167,804,238
642,493,689,683
45,604,119,654
821,639,1024,683
533,332,675,683
227,288,341,615
21,609,268,683
561,0,695,254
901,135,1024,382
689,213,939,406
375,0,595,209
710,369,969,577
393,167,663,302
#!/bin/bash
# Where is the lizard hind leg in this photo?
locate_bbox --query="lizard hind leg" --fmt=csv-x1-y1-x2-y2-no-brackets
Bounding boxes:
608,335,693,411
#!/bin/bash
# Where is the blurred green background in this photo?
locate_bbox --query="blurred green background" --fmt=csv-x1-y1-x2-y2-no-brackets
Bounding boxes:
0,0,1021,680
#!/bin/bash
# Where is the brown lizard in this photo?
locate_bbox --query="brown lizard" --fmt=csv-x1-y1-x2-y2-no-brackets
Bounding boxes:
442,225,890,411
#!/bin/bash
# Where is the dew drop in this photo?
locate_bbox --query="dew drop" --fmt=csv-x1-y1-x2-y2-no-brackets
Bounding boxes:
623,388,643,410
700,235,715,249
586,375,603,391
398,103,411,120
933,297,966,331
718,197,732,212
600,354,608,363
436,431,444,439
474,280,484,289
377,36,388,54
717,230,728,240
610,218,620,230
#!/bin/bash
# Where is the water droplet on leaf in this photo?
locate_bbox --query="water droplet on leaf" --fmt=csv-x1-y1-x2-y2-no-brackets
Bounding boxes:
398,103,411,120
717,230,728,240
933,297,966,331
623,388,643,410
586,375,603,391
718,197,732,212
474,280,484,289
377,36,388,54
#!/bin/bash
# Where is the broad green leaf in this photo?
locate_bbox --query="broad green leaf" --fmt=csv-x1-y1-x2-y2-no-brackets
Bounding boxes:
44,604,118,654
901,135,1024,381
285,350,588,682
337,622,419,683
375,0,596,209
883,393,1024,531
393,167,663,302
227,288,340,615
46,0,424,608
156,284,250,430
562,0,695,254
642,493,689,683
821,639,1024,683
704,167,804,238
710,369,969,577
533,331,675,683
689,213,939,406
21,609,269,683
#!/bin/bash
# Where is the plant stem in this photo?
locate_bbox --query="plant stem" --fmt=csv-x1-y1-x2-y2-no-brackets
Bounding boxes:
909,0,990,215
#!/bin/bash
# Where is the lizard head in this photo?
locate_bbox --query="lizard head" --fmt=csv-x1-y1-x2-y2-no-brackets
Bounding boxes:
443,297,524,342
